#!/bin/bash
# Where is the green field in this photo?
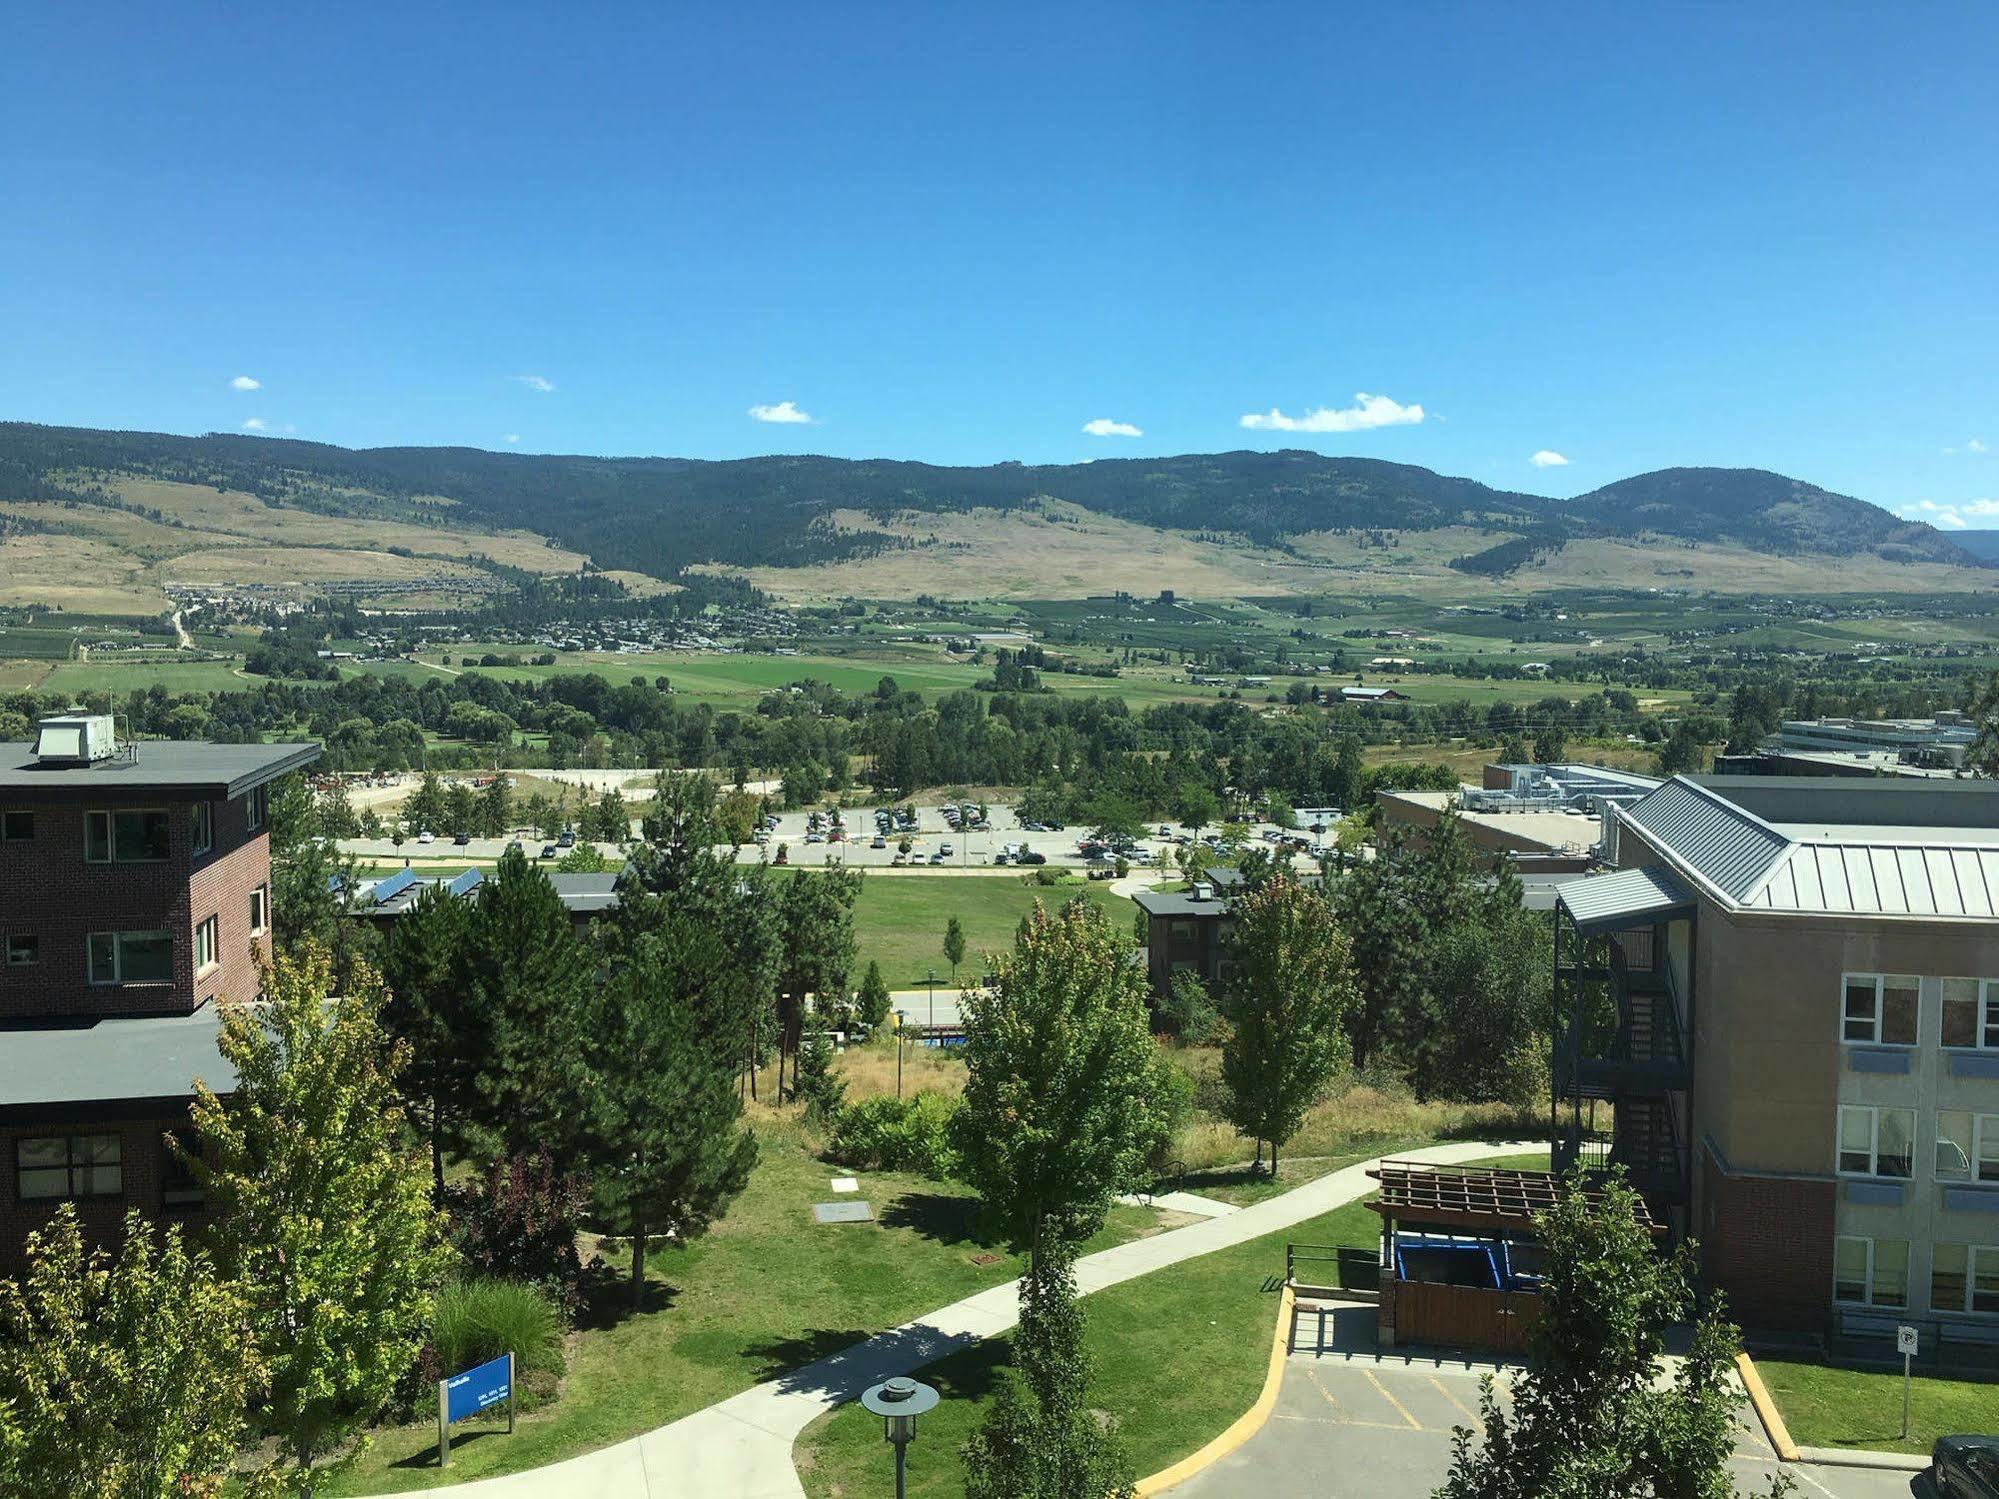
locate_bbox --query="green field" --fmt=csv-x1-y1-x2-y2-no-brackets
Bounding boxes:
1756,1356,1999,1456
39,658,256,695
819,872,1136,989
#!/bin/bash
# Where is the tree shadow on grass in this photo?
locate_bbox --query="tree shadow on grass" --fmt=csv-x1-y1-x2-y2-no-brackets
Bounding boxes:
576,1263,680,1331
878,1192,994,1247
1176,1164,1270,1196
391,1426,503,1470
746,1327,1015,1406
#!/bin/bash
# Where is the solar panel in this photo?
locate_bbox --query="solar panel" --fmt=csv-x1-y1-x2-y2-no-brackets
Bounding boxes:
370,867,418,905
445,868,484,898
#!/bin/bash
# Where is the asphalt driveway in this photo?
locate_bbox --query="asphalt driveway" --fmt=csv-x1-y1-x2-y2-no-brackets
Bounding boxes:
1164,1300,1926,1499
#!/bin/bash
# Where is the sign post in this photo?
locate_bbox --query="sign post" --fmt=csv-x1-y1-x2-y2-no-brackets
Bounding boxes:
1895,1324,1917,1440
438,1350,516,1470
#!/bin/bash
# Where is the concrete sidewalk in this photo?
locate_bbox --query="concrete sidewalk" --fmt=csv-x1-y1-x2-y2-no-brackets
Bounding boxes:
364,1140,1526,1497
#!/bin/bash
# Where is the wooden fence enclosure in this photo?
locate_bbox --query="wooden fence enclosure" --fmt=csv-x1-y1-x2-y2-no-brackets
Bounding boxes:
1392,1279,1543,1353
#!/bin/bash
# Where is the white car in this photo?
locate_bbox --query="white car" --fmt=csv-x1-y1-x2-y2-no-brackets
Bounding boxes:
416,829,435,844
939,842,954,856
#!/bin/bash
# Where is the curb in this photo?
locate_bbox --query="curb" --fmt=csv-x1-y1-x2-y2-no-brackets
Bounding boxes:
1134,1284,1296,1496
1792,1445,1929,1473
1734,1352,1799,1462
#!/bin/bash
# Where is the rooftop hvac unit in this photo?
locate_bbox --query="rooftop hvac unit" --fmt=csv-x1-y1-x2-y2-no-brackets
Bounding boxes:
33,714,117,765
1191,881,1214,902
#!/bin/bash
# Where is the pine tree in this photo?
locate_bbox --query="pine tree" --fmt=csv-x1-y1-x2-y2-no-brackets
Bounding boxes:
855,959,893,1030
943,914,967,982
188,943,450,1489
580,916,758,1309
462,846,590,1163
377,882,477,1199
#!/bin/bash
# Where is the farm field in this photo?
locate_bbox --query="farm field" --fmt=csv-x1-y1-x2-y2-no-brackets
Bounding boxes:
40,658,257,695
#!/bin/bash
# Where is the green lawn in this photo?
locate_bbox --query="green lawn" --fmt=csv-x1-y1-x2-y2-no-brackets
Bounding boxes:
1755,1356,1999,1457
796,1147,1547,1496
832,873,1137,989
39,658,257,695
325,1122,1165,1494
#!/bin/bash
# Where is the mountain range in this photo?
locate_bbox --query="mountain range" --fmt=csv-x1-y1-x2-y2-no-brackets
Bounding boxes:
0,421,1984,604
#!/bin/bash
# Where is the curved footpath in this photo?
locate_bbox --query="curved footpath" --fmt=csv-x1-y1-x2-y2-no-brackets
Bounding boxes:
364,1139,1520,1499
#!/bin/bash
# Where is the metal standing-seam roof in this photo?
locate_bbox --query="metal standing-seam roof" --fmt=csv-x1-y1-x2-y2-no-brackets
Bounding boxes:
1556,865,1696,932
1746,842,1999,917
1617,778,1791,900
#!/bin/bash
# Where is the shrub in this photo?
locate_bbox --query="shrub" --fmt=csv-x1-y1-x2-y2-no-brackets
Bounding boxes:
430,1278,564,1392
1158,971,1220,1045
445,1150,593,1324
827,1090,962,1178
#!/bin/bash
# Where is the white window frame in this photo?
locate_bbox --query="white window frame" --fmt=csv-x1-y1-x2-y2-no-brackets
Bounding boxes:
193,914,219,975
86,929,174,986
1936,1112,1999,1184
84,807,172,864
190,800,213,856
1941,977,1999,1053
1841,972,1919,1047
249,884,269,937
1837,1104,1916,1179
1833,1235,1909,1308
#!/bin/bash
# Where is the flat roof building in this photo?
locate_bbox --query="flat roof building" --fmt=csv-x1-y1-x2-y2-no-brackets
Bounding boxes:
0,722,319,1270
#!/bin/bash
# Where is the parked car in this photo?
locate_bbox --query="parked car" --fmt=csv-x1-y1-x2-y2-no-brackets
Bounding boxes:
928,850,946,865
1933,1435,1999,1497
416,829,435,844
992,852,1010,865
939,842,954,856
891,853,909,866
557,829,576,848
453,831,471,846
870,835,887,849
540,843,558,859
805,830,825,844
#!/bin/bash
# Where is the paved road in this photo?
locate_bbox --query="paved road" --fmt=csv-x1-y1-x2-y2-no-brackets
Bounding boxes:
1165,1298,1926,1499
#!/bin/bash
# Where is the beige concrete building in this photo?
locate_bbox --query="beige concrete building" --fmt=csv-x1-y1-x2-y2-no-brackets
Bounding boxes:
1553,776,1999,1346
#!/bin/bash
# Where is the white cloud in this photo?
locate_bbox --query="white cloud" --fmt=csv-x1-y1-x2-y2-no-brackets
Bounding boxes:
1530,449,1571,468
504,433,521,445
1239,392,1425,433
511,374,555,393
1971,439,1989,453
230,374,260,391
1082,417,1142,438
241,417,267,431
748,400,815,424
1896,497,1999,530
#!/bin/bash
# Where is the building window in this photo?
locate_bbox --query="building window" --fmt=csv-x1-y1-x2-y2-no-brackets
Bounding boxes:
250,884,269,937
1169,920,1198,943
1833,1235,1909,1308
190,801,213,856
1,810,32,841
1942,978,1999,1051
15,1135,122,1200
1838,1105,1915,1179
86,930,174,985
1842,974,1918,1046
246,785,269,831
193,915,219,974
1931,1244,1999,1316
1939,1113,1999,1184
5,934,36,966
84,808,171,863
161,1128,203,1209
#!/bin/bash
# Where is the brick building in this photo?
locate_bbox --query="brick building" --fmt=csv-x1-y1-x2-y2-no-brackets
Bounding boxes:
1552,775,1999,1346
0,716,318,1270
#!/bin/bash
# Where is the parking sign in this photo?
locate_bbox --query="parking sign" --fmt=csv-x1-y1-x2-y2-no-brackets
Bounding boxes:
1896,1324,1918,1357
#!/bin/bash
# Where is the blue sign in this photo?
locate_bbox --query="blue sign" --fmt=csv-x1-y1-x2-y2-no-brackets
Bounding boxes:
442,1353,512,1425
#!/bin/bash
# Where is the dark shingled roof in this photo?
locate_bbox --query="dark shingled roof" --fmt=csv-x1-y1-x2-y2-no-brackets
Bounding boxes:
0,739,319,798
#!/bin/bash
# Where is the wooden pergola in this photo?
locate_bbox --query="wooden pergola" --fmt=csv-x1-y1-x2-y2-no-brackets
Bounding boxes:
1367,1161,1665,1237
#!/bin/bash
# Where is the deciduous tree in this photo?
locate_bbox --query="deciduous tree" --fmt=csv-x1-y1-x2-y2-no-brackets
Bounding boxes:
0,1204,254,1499
1218,875,1356,1176
189,943,450,1491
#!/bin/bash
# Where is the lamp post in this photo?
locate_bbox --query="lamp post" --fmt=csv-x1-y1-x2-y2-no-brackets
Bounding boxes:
926,968,936,1034
859,1375,939,1499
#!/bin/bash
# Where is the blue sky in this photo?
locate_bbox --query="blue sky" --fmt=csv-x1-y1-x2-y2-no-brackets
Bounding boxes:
3,3,1994,523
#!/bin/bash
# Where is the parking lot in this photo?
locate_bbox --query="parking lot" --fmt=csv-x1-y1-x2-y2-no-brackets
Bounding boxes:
1165,1301,1926,1499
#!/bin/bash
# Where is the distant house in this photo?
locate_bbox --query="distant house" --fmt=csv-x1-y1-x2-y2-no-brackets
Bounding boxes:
1340,685,1407,703
1131,868,1244,998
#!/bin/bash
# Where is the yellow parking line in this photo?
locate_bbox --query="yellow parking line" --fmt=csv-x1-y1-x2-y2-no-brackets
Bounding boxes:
1429,1375,1477,1422
1363,1368,1424,1430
